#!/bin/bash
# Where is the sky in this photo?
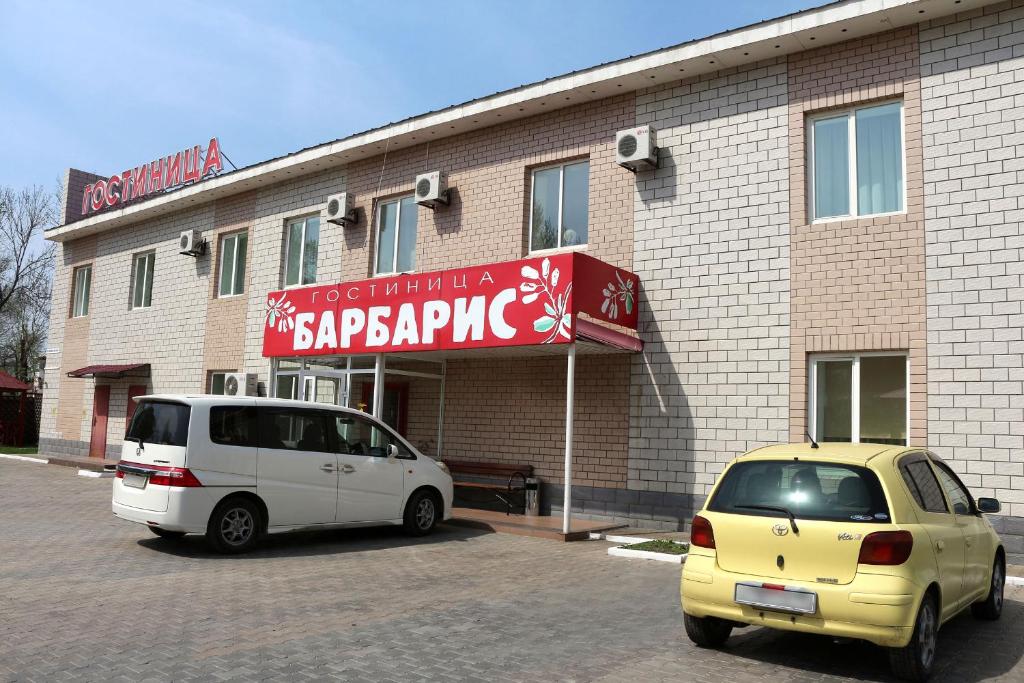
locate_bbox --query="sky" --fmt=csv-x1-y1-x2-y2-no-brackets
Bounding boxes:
0,0,825,193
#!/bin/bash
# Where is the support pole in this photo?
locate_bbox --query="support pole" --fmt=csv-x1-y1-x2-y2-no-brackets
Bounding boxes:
436,360,446,459
372,353,385,417
562,343,576,534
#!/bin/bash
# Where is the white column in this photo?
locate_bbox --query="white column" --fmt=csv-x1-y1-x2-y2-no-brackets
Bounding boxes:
372,353,385,417
563,343,576,534
436,360,447,459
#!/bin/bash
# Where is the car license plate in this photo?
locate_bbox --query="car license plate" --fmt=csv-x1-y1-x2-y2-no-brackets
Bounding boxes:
735,582,817,615
123,473,148,489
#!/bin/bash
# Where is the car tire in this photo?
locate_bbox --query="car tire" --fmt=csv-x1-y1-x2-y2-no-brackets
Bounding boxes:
403,489,439,536
683,612,732,648
888,594,938,682
971,554,1005,621
206,497,261,554
148,527,186,539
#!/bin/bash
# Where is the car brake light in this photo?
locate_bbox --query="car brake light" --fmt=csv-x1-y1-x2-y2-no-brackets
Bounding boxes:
691,514,716,549
858,531,913,565
116,461,203,488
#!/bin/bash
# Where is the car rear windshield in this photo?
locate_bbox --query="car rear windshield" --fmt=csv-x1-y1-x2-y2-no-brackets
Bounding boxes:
126,400,191,447
708,460,891,523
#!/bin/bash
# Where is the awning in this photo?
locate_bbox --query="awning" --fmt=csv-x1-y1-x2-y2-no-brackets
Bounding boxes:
66,363,151,379
0,370,32,392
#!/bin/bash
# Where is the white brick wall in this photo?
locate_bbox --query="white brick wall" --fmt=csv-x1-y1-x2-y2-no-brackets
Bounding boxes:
631,59,791,499
921,0,1024,517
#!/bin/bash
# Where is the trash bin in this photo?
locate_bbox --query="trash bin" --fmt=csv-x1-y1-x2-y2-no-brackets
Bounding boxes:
524,477,540,516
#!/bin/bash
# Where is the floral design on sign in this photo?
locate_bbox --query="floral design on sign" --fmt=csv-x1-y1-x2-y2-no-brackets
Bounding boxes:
601,271,635,320
265,296,296,333
520,257,572,343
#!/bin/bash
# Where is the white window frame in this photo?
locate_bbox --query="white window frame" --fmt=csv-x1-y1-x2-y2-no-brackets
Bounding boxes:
283,216,320,288
374,195,417,276
528,159,590,254
808,351,911,446
71,265,91,318
130,251,155,310
807,100,906,223
218,231,248,298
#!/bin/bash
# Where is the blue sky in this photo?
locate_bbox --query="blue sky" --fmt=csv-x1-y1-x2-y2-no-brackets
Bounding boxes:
0,0,824,193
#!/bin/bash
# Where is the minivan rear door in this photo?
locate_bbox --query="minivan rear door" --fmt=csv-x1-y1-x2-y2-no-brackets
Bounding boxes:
114,399,191,513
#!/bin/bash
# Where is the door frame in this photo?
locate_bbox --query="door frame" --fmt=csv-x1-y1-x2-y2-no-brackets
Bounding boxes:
360,381,409,436
89,384,111,458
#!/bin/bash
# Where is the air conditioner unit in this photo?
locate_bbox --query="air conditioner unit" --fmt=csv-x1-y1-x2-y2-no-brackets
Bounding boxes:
223,373,258,397
325,192,357,226
414,171,450,209
615,125,659,171
178,229,206,256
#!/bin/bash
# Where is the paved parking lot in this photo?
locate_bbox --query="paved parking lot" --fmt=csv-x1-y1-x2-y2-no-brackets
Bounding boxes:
1,458,1022,682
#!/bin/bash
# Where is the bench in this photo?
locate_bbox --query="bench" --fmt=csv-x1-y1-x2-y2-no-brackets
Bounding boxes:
444,460,534,515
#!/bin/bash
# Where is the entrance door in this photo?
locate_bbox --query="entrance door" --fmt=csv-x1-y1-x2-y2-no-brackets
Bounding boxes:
361,382,409,436
89,385,110,458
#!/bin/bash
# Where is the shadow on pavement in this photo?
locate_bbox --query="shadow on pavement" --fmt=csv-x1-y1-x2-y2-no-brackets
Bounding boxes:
135,522,491,559
721,597,1024,683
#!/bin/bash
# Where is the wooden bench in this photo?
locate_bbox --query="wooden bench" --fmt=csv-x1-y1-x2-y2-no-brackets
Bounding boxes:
444,460,534,515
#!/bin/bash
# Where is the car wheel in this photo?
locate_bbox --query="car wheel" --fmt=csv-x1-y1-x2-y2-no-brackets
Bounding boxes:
148,527,186,539
403,490,439,536
206,498,261,554
888,594,937,682
971,554,1005,621
683,612,732,648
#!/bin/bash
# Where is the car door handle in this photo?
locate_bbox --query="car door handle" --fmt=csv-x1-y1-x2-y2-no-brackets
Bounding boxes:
936,540,945,552
965,538,972,548
320,464,338,473
340,464,356,474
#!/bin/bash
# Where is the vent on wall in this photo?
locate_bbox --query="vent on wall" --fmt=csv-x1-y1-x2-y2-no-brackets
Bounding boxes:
615,125,658,171
414,171,450,209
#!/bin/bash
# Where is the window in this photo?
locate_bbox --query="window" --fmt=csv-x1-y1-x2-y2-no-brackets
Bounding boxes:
130,252,155,309
375,196,417,275
330,413,411,458
218,231,248,297
809,101,904,220
209,372,230,395
810,353,908,445
126,400,191,447
708,460,891,523
209,406,257,447
284,216,320,286
258,407,332,452
932,460,974,515
899,455,948,514
71,265,91,317
530,160,589,251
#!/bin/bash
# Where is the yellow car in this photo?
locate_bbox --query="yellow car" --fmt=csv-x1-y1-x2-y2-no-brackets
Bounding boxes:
681,443,1005,682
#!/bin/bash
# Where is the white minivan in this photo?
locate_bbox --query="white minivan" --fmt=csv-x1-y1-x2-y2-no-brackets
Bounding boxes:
112,395,453,553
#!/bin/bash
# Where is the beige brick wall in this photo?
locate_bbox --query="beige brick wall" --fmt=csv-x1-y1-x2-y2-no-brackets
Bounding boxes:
52,236,97,443
787,27,928,444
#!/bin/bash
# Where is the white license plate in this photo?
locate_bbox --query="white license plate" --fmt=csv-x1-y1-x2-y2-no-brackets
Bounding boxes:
123,473,148,489
735,582,817,615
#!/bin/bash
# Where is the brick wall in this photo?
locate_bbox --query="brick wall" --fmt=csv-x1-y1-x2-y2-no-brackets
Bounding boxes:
920,0,1024,529
51,236,97,445
632,59,791,501
787,27,928,444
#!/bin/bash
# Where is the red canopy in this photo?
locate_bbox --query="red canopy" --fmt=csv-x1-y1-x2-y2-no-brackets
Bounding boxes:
0,370,31,392
66,363,151,379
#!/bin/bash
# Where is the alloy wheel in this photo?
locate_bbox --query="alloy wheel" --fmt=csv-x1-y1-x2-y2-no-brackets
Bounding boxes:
220,507,255,546
416,498,435,530
993,562,1005,612
919,601,936,670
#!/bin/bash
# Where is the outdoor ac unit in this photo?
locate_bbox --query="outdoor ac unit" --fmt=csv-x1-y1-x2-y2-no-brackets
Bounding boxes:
325,191,357,226
178,229,206,256
414,171,450,209
223,373,258,397
615,125,658,171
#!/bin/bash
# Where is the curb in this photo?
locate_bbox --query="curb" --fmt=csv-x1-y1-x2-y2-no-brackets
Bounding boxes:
1007,575,1024,588
0,454,48,464
607,545,688,564
78,469,114,478
589,532,661,544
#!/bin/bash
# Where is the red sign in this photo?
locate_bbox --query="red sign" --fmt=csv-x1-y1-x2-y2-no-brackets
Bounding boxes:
262,253,638,357
81,137,224,216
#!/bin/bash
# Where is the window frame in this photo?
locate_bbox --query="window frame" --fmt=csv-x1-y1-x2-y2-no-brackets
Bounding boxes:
130,251,155,310
283,215,320,288
930,456,978,516
898,452,950,515
808,351,910,446
528,159,590,254
373,195,417,276
70,264,92,318
218,230,248,298
208,372,232,395
807,100,907,223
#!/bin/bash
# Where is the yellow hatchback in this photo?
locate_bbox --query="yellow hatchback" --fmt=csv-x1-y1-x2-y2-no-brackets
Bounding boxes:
681,443,1006,682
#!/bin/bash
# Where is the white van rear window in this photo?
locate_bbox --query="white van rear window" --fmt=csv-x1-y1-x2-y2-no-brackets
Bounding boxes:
127,400,190,447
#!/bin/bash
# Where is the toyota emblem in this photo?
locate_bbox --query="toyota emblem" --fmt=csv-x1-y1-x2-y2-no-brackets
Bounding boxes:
772,523,789,537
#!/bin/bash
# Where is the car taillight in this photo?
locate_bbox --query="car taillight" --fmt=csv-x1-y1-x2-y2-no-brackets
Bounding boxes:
691,514,716,549
858,531,913,565
116,461,203,488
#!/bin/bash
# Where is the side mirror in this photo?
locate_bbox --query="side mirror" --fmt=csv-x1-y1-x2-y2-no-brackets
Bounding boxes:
977,497,1001,514
387,443,399,462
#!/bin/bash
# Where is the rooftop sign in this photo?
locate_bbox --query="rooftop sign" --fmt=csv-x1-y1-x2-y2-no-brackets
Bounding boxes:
81,137,223,216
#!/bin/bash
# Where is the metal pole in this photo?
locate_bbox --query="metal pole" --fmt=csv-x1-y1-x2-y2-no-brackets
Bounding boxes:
562,343,576,534
372,353,385,417
436,360,447,459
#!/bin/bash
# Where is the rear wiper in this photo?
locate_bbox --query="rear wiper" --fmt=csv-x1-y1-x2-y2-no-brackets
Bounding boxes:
736,504,800,534
124,436,145,451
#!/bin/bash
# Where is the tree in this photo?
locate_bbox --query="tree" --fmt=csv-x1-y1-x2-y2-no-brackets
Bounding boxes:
0,185,57,383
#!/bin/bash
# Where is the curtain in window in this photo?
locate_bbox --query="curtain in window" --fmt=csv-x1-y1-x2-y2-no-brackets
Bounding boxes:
856,103,903,215
812,116,849,219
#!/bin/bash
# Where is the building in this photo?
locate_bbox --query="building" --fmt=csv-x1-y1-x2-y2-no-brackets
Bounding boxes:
41,0,1024,552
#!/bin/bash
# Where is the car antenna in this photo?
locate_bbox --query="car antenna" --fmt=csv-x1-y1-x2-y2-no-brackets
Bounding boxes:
806,430,819,449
